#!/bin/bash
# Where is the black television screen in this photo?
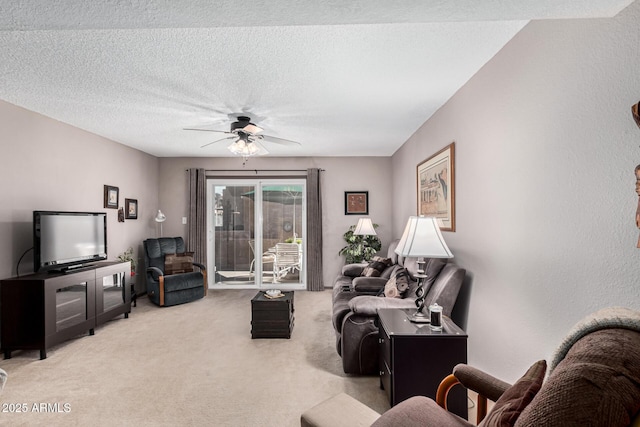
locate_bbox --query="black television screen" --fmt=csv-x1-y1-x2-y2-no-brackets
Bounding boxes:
33,211,107,272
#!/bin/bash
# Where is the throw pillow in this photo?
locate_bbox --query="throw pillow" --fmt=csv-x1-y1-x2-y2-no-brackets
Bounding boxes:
479,360,547,427
164,252,195,275
383,268,411,298
361,256,392,277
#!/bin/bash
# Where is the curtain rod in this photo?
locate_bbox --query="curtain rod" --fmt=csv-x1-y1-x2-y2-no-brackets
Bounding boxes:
185,169,325,173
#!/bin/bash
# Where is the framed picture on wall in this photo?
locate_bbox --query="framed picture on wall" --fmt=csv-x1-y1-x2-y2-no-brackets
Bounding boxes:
345,191,369,215
125,198,138,219
416,142,455,231
104,185,119,209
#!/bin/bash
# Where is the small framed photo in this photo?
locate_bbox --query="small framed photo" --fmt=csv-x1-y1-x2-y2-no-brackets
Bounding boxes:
125,198,138,219
104,185,119,209
345,191,369,215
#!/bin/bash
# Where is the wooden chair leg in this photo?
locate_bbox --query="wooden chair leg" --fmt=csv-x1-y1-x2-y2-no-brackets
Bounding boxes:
477,395,488,423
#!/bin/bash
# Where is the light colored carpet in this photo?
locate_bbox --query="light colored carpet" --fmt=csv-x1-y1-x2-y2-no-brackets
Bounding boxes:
0,290,390,426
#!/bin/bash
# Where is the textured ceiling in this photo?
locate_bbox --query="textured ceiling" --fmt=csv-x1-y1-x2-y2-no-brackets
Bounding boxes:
0,1,634,158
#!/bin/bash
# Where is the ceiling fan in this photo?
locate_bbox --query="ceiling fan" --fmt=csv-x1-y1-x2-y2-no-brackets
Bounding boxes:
184,116,301,157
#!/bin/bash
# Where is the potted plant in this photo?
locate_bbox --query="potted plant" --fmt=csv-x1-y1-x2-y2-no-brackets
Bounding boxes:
338,223,382,263
117,247,137,276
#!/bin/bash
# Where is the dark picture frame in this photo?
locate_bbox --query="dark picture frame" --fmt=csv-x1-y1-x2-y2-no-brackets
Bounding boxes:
125,198,138,219
104,185,119,209
344,191,369,215
416,142,455,231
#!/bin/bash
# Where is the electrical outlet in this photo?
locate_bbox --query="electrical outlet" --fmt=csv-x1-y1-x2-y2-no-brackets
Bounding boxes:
182,217,187,225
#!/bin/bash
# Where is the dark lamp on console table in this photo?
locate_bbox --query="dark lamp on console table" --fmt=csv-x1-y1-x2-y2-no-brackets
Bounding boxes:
395,216,453,323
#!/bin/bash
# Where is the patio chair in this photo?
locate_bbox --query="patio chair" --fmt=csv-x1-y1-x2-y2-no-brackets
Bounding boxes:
248,239,275,277
273,242,301,282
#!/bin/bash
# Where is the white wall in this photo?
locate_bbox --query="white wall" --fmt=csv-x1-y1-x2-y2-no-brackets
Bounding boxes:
0,100,159,289
392,2,640,381
156,156,393,288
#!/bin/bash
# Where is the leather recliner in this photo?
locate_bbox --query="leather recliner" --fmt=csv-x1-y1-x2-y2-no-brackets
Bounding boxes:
332,239,466,374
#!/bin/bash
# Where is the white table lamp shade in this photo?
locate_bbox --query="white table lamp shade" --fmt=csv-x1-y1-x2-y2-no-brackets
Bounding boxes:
395,216,453,258
353,218,377,236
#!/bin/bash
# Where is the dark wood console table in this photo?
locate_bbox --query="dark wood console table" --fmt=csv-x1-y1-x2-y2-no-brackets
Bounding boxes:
1,261,132,359
378,308,468,419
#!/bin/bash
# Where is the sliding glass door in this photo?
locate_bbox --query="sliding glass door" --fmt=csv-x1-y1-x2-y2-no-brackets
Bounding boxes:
206,179,305,289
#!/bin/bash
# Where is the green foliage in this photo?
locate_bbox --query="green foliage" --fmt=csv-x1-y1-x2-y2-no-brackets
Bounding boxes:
338,224,382,263
285,237,303,244
117,247,137,272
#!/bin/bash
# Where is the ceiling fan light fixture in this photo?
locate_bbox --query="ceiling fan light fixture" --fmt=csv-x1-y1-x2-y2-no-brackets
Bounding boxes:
227,138,268,157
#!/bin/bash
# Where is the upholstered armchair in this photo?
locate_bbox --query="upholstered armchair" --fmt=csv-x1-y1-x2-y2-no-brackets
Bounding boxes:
302,307,640,427
143,237,207,307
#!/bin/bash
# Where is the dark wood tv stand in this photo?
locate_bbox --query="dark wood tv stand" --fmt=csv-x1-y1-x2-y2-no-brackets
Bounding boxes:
1,261,132,360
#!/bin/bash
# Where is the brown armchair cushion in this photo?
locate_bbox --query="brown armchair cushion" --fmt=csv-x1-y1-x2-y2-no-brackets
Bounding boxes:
479,360,546,427
164,252,195,275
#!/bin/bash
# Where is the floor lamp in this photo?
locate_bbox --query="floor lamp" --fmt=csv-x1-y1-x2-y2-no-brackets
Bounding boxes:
155,210,166,237
394,216,453,323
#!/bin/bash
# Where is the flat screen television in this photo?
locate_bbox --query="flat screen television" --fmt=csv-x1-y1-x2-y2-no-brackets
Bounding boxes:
33,211,107,273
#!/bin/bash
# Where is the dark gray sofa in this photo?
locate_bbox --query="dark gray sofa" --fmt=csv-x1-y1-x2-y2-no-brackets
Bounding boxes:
332,239,466,374
143,237,207,307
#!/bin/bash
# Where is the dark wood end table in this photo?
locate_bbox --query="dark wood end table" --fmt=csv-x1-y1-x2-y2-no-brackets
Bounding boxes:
378,308,468,419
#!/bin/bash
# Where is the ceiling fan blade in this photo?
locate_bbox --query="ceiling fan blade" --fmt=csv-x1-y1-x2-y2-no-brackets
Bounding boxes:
258,134,302,146
250,139,269,156
201,136,236,148
184,127,229,134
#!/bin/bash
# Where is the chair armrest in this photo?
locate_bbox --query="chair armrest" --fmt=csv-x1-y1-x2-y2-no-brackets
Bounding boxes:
435,365,511,423
436,374,491,424
193,262,206,271
453,364,512,402
348,295,417,316
341,263,365,277
146,266,164,281
352,276,387,294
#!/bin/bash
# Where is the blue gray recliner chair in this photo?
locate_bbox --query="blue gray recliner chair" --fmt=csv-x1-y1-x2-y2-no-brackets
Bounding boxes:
143,237,207,307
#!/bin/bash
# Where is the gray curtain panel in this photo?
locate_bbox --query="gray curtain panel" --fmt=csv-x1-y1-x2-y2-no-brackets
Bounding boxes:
306,168,324,291
187,168,207,266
